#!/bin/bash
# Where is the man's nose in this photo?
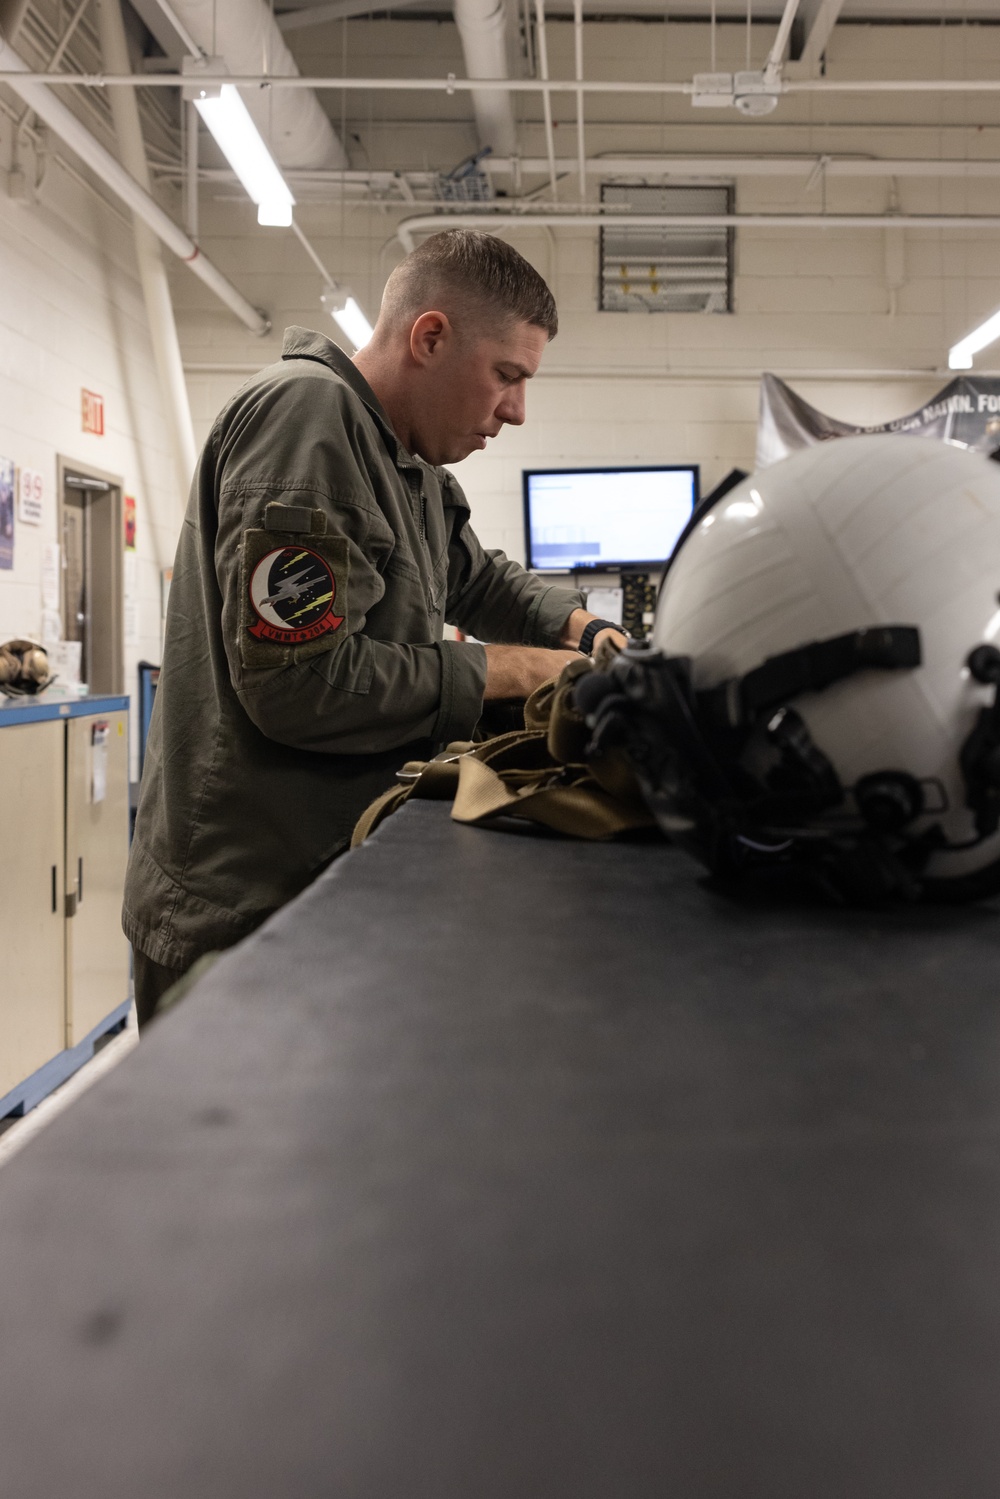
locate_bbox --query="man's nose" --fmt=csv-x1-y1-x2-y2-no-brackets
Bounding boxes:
496,384,526,426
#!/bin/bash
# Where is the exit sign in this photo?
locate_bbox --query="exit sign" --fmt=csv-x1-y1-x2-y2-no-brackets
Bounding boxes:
81,389,105,435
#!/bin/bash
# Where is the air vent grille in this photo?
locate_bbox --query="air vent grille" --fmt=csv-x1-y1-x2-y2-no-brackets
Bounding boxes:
600,184,733,314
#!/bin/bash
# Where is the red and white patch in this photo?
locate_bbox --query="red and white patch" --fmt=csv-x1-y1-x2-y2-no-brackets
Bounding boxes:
248,546,344,645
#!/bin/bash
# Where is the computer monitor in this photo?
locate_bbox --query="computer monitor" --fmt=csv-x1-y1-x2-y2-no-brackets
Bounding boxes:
522,465,699,572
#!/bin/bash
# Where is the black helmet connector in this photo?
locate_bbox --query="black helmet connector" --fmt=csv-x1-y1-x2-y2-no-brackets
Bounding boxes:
575,631,1000,906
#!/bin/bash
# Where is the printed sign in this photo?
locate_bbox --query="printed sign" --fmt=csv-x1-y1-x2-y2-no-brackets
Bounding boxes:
0,457,14,570
18,467,44,525
81,389,105,435
757,372,1000,468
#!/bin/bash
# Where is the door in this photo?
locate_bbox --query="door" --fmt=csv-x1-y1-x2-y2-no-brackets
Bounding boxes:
0,721,66,1102
58,460,124,695
65,711,131,1046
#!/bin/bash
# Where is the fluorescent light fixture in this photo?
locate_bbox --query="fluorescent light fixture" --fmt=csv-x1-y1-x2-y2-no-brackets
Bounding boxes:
949,307,1000,371
193,84,294,228
321,284,374,350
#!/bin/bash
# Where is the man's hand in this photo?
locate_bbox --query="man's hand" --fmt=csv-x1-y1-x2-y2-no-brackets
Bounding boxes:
482,645,581,700
560,607,628,656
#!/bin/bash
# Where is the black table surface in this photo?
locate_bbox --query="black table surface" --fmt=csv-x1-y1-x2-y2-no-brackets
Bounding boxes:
2,802,1000,1497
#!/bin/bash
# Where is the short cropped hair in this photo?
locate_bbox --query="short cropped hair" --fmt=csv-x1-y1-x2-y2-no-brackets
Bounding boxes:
380,230,558,340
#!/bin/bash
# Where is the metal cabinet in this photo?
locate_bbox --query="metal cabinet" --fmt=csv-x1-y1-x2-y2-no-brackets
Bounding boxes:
0,719,66,1100
65,710,130,1046
0,697,130,1116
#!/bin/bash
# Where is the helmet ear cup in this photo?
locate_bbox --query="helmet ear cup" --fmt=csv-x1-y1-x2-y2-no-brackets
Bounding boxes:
854,771,924,832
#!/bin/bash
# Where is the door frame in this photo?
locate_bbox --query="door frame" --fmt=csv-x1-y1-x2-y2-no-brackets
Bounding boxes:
56,456,125,696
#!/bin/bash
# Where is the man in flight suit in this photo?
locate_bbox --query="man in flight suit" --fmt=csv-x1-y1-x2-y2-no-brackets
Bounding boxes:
124,230,625,1023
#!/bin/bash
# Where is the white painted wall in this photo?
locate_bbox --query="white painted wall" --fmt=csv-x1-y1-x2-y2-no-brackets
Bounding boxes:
0,110,185,777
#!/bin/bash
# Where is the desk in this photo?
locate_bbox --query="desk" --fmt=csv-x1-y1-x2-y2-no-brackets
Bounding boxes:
0,802,999,1496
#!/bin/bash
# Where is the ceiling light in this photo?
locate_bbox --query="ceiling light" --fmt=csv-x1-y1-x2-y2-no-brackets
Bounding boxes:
321,285,374,350
193,83,294,228
949,309,1000,371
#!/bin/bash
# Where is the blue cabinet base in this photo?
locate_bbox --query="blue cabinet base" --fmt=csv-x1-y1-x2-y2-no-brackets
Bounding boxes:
0,998,133,1120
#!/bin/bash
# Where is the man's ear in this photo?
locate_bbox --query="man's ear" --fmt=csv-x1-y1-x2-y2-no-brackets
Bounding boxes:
409,310,452,368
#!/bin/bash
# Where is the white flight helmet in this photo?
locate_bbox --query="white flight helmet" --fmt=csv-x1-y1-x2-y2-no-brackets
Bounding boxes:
581,434,1000,903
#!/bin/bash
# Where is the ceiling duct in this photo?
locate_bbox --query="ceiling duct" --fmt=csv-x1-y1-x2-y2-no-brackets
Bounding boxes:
164,0,348,169
453,0,517,158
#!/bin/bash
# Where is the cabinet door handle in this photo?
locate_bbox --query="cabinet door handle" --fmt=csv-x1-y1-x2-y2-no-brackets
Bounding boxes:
78,856,84,904
51,865,57,913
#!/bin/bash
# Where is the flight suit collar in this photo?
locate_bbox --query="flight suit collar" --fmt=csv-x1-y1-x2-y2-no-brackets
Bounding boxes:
280,326,423,473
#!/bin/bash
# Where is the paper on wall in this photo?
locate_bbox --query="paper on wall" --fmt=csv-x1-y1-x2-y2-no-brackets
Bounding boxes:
41,610,62,644
125,599,140,646
91,721,109,804
584,587,624,626
42,543,61,610
124,549,139,645
47,640,82,686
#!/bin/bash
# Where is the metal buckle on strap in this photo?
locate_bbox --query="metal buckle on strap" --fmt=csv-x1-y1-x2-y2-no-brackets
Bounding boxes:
395,752,466,782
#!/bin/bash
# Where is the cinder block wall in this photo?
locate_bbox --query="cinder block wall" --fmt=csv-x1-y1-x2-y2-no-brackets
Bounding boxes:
0,109,185,775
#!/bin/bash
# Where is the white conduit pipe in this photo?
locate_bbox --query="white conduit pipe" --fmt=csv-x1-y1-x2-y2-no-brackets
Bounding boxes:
533,0,558,202
0,40,268,334
486,157,1000,180
11,72,1000,96
95,0,198,494
395,211,1000,252
573,0,585,201
453,0,517,156
162,0,347,171
764,0,801,75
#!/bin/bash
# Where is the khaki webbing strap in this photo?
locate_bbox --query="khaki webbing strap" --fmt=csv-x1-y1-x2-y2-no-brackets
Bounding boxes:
351,655,658,848
350,781,414,847
450,755,651,838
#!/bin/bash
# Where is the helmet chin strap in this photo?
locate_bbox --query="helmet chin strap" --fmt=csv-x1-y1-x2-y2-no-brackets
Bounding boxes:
576,630,1000,904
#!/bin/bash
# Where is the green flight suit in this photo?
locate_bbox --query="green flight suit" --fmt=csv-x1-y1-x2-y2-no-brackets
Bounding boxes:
123,327,584,969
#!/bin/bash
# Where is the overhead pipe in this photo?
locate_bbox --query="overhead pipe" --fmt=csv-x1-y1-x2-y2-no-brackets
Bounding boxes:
453,0,517,157
156,0,347,171
533,0,558,201
395,210,1000,253
10,70,1000,98
0,38,268,333
572,0,584,200
95,0,198,495
169,156,1000,194
763,0,801,79
183,361,992,384
485,155,1000,180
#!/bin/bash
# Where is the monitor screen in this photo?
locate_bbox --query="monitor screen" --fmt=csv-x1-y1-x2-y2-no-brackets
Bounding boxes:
523,465,699,572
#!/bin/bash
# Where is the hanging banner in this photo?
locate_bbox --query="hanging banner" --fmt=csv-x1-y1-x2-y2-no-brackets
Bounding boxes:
757,372,1000,469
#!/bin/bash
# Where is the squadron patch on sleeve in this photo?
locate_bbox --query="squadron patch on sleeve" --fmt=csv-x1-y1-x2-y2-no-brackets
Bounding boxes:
248,545,343,644
239,526,350,669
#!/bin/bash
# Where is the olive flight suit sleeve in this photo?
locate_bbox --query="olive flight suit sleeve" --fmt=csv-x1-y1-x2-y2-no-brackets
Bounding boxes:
213,377,487,754
440,471,586,646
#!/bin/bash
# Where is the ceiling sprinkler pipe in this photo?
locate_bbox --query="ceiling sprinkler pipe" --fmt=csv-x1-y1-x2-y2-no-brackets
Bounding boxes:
395,209,1000,252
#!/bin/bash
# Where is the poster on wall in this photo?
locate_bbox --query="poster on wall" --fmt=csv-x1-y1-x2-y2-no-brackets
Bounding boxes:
18,468,44,525
757,372,1000,469
0,457,14,570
